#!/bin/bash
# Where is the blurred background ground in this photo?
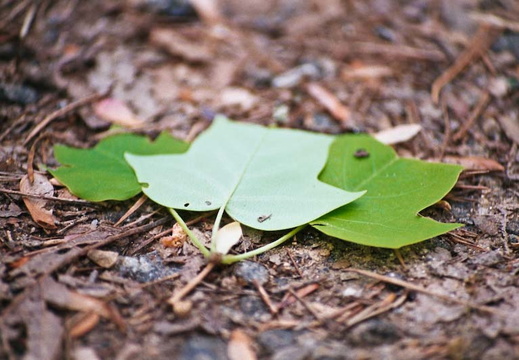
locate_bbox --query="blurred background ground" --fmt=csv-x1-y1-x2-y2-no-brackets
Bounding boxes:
0,0,518,359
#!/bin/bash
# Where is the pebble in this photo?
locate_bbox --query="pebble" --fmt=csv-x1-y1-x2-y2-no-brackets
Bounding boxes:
349,319,401,346
117,251,176,282
233,260,269,286
0,83,39,105
179,335,228,360
257,329,297,354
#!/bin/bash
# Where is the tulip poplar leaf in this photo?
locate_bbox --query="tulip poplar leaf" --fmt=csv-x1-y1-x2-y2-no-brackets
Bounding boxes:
50,132,188,201
126,116,365,231
311,135,463,248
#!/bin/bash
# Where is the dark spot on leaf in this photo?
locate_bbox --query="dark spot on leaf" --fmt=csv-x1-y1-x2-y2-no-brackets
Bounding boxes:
257,214,272,223
205,201,211,206
354,148,370,158
184,203,190,207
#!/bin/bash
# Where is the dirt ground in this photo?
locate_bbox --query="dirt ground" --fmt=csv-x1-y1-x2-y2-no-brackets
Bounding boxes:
1,0,519,359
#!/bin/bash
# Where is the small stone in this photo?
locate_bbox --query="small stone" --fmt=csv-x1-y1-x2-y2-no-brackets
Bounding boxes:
257,329,297,354
233,261,269,286
349,319,401,346
471,250,504,267
179,335,228,360
173,300,193,318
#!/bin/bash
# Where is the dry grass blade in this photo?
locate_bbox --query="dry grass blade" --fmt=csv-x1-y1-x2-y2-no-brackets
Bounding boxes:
431,25,498,104
24,92,105,145
114,194,147,226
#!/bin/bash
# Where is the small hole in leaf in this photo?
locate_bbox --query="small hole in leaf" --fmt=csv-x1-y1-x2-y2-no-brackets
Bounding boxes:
141,182,150,189
205,201,212,206
184,203,190,207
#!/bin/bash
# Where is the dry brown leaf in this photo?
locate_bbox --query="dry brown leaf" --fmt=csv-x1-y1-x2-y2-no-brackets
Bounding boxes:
219,87,258,111
20,290,64,360
306,82,351,127
20,173,57,229
41,277,124,328
161,223,188,248
149,28,212,63
373,124,422,145
228,329,257,360
93,98,145,129
442,156,505,171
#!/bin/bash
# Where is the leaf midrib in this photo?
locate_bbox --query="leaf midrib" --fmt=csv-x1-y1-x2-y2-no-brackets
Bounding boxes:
352,156,398,191
222,130,268,209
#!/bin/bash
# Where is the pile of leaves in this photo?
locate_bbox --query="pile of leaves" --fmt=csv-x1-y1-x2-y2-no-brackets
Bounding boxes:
50,116,462,262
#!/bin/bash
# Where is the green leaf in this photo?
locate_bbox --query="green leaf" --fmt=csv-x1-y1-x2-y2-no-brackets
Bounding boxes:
126,116,365,231
50,132,188,201
311,135,463,248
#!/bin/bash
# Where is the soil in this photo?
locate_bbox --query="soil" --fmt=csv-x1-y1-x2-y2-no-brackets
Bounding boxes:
1,1,519,359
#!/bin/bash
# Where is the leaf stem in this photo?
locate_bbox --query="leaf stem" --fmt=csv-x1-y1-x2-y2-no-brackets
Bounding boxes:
168,208,210,258
221,225,305,264
210,205,227,253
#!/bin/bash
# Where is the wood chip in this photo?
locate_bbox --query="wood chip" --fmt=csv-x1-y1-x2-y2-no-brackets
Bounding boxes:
341,64,393,80
373,124,422,145
306,82,351,128
20,173,57,229
69,312,101,338
228,329,257,360
150,28,213,63
87,249,119,269
497,114,519,145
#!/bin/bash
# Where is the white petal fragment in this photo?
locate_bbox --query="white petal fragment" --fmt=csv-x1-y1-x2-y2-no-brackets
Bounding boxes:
214,222,243,255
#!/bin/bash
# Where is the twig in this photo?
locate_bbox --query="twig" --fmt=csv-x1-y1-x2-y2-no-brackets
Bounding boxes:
0,187,95,205
286,249,303,278
393,249,407,268
438,95,451,160
19,2,37,39
343,293,407,327
140,273,180,288
24,92,106,145
167,262,215,305
254,280,279,315
345,268,507,317
288,288,323,322
470,12,519,32
431,25,498,104
452,91,491,142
